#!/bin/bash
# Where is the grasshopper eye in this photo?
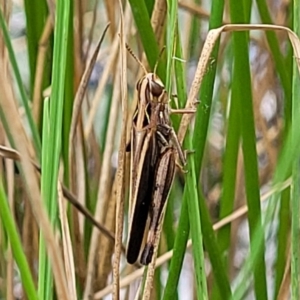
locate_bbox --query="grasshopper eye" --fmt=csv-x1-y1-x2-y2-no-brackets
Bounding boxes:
150,80,164,97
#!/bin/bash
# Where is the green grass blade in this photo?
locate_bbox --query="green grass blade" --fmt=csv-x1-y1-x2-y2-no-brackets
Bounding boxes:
232,194,278,300
214,90,239,300
24,0,48,94
291,168,300,298
274,187,290,299
165,4,207,297
163,194,189,300
185,134,208,300
164,0,232,297
61,1,74,185
38,0,71,297
165,0,178,91
144,0,155,15
42,0,71,218
187,0,201,59
0,182,39,300
229,1,268,299
198,188,232,298
0,8,41,157
163,187,176,251
194,0,232,298
291,1,300,296
193,0,224,171
255,0,292,107
38,98,51,299
218,91,240,253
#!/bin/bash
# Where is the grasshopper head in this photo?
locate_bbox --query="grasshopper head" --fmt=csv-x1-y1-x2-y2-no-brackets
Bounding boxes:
148,73,168,104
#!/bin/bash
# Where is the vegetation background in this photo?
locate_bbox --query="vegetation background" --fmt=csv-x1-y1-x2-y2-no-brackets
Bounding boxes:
0,0,299,299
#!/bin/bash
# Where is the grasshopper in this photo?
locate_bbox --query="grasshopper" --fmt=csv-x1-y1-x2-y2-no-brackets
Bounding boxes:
126,48,195,265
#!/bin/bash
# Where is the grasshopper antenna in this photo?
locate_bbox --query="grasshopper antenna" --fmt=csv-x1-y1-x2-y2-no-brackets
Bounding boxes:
153,46,166,75
126,43,147,75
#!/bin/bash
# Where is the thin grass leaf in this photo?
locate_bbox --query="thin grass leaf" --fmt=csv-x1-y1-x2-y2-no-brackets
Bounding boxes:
214,91,239,299
162,7,194,298
165,0,178,91
112,1,127,297
229,4,269,300
58,182,77,300
291,2,300,296
162,192,189,300
39,97,52,299
0,42,69,300
24,0,48,93
187,0,201,59
0,7,41,156
232,195,277,300
39,0,71,297
62,1,74,185
0,182,38,300
255,0,292,108
185,135,208,300
190,4,233,299
274,187,290,299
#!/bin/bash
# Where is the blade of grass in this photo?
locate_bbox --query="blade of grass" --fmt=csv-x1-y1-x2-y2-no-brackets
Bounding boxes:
162,190,190,300
190,7,232,298
24,0,48,94
291,1,300,297
185,134,208,300
145,0,155,16
0,44,69,300
39,98,52,299
62,0,74,186
255,0,292,116
187,0,201,59
215,81,240,299
273,187,290,299
232,194,278,300
164,2,207,298
229,1,268,299
291,170,300,298
164,1,232,298
0,7,41,157
0,181,38,300
165,0,178,92
38,0,71,297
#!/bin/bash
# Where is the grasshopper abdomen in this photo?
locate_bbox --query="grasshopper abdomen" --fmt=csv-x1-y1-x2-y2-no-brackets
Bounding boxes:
140,146,176,265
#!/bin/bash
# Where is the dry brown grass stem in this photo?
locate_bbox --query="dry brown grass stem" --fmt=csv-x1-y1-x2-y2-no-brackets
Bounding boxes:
58,180,77,300
112,0,127,298
178,1,210,19
32,16,53,123
83,16,130,297
84,30,119,139
151,0,167,39
84,0,99,62
68,23,110,183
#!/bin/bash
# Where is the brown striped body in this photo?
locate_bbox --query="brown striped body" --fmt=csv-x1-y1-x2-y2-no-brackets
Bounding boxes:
126,72,186,265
